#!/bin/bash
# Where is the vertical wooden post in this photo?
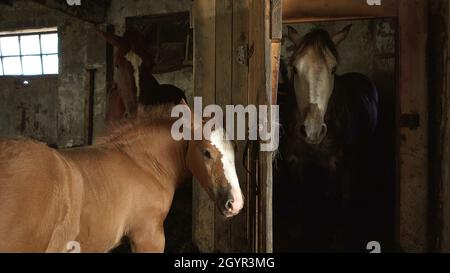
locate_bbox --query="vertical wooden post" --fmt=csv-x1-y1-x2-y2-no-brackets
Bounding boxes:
444,0,450,253
193,0,216,252
248,0,264,252
428,0,449,253
84,68,96,145
248,0,280,253
214,0,233,253
397,0,429,252
444,2,450,253
230,0,252,253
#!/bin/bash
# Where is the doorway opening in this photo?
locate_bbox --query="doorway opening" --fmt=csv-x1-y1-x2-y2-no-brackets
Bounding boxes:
273,18,397,253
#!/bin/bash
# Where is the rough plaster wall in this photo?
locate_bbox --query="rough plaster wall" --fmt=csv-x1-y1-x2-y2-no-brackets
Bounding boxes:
106,0,194,105
0,79,58,144
0,0,106,147
57,21,106,147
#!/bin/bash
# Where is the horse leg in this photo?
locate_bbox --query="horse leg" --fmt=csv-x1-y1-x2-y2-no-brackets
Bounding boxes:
130,224,165,253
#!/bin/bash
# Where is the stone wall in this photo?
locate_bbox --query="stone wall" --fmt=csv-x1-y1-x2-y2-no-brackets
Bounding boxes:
0,0,106,147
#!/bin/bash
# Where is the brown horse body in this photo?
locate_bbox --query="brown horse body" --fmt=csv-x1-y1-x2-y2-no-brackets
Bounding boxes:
0,104,243,252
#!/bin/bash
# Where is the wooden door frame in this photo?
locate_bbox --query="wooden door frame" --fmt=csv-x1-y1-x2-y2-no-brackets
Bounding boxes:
192,0,439,253
248,0,281,253
192,0,280,253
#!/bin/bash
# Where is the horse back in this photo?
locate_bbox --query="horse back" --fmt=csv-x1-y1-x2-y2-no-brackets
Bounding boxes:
0,138,83,252
330,73,379,147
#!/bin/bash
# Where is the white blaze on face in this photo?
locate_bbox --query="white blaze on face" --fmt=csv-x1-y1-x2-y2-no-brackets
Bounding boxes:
293,50,334,116
125,51,143,99
210,128,244,214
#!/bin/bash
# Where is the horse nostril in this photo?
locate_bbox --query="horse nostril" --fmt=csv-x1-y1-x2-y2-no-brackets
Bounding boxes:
225,199,234,211
300,125,307,138
320,124,328,138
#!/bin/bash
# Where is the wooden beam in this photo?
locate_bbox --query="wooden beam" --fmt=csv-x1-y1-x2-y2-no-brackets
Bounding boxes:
31,0,108,24
397,0,429,252
282,0,398,23
214,0,233,253
427,0,450,252
230,0,251,253
444,0,450,253
192,0,216,253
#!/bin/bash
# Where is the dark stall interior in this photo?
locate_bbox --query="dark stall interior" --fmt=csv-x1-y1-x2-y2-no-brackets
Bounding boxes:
273,19,397,252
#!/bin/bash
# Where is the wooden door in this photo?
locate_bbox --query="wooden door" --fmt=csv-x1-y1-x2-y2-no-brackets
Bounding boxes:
192,0,280,253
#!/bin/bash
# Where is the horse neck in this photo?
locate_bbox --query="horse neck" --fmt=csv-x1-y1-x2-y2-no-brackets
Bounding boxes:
113,123,190,189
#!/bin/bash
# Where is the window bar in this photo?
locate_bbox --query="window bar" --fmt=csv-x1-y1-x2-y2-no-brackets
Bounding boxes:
0,39,3,76
39,34,44,75
18,35,23,75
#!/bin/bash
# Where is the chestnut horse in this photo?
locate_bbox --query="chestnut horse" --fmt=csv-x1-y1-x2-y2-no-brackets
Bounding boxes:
0,102,243,252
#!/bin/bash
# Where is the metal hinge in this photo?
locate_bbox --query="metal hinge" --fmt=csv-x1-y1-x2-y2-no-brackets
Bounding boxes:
236,43,254,66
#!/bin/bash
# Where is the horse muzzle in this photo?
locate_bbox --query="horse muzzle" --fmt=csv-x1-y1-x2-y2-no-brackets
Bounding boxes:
217,189,244,218
300,123,327,145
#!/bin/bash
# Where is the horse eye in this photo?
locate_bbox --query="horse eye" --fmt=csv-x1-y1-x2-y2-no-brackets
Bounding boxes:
203,150,212,159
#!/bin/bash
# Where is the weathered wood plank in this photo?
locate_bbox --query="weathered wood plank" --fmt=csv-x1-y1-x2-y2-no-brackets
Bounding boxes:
282,0,397,23
271,0,282,40
397,0,429,252
428,0,450,252
249,0,273,253
262,41,281,253
230,0,251,253
261,0,279,253
445,2,450,252
192,0,216,253
214,0,233,253
271,43,281,105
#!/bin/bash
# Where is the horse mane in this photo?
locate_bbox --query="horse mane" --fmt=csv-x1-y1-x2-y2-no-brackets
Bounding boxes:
291,28,339,64
96,103,178,145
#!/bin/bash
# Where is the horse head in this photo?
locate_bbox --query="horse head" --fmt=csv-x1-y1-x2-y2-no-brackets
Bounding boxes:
179,100,244,218
96,29,145,119
287,25,351,144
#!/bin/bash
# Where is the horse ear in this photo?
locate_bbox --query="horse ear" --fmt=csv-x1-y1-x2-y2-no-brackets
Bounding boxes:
332,24,352,46
180,98,188,106
287,26,301,46
96,28,127,50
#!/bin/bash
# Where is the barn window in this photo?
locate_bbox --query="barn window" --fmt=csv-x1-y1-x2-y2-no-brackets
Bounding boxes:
0,28,59,76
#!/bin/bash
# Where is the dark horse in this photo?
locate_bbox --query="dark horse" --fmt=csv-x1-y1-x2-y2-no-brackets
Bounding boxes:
96,29,187,122
275,25,380,252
